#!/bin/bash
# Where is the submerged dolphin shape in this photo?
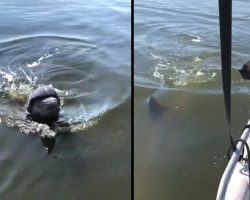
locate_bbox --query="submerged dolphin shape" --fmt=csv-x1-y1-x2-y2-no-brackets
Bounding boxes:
148,96,167,122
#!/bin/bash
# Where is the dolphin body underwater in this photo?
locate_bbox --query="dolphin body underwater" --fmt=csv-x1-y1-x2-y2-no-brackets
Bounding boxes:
25,86,70,154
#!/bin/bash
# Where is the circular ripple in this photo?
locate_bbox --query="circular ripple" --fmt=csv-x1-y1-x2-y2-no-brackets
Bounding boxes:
0,35,130,132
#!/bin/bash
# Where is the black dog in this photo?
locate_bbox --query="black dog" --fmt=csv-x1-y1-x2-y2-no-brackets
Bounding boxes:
239,60,250,80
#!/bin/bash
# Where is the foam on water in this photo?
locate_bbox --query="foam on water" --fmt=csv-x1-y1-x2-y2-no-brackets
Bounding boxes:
152,54,218,87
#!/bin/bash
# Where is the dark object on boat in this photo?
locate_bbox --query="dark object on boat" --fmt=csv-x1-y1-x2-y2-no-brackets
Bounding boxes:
239,61,250,80
148,96,167,122
27,86,60,124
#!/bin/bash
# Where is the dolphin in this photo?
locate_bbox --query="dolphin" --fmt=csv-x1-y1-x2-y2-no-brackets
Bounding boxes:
26,86,61,154
148,96,167,123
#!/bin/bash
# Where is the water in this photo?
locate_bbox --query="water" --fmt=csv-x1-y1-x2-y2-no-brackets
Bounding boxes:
0,0,131,199
135,0,250,199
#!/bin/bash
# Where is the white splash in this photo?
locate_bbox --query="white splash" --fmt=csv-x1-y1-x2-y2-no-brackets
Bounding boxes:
0,70,15,83
27,53,53,68
194,56,202,62
192,38,202,42
187,33,202,42
150,53,162,61
211,72,217,78
152,60,217,87
153,64,165,87
18,67,32,83
195,70,204,76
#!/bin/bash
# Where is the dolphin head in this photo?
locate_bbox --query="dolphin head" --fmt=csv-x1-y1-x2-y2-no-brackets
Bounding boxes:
27,86,60,124
29,96,60,123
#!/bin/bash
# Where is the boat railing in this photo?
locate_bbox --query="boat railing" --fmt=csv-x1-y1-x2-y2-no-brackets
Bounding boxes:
216,120,250,200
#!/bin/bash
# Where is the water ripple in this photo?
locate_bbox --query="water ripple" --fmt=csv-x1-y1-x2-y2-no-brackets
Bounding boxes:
0,35,130,133
135,0,250,93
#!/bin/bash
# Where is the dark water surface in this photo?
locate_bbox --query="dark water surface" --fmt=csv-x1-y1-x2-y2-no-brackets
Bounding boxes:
0,0,131,199
135,0,250,199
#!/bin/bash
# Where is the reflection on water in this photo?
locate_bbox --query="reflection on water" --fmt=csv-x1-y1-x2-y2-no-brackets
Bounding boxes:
135,0,250,199
0,0,131,199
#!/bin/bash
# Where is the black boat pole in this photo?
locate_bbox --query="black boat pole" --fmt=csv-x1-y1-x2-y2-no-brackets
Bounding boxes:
218,0,234,147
